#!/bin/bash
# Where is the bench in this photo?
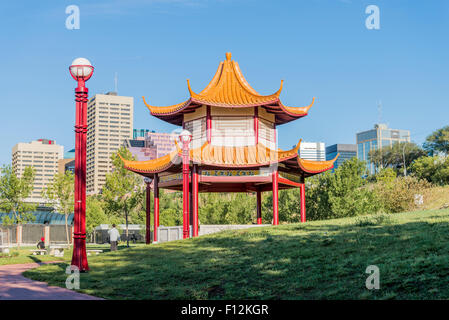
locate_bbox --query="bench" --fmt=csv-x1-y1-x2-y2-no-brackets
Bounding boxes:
87,249,103,256
30,249,47,255
49,246,68,257
0,246,10,254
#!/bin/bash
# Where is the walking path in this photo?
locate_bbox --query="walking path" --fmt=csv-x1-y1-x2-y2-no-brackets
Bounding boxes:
0,262,103,300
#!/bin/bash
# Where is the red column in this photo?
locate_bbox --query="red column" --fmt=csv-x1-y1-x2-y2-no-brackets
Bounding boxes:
192,164,199,237
207,106,212,143
182,146,190,239
145,181,151,244
71,81,89,271
206,106,212,143
256,189,262,224
272,170,279,225
300,175,306,223
154,174,159,242
254,107,259,145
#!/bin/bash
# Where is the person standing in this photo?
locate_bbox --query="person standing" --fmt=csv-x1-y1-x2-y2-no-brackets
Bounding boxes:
108,224,120,251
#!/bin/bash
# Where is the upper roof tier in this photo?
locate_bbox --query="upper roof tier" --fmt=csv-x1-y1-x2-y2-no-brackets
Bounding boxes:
143,52,315,126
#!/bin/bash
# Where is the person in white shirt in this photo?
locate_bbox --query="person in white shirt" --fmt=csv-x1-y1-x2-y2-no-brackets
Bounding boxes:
108,224,120,251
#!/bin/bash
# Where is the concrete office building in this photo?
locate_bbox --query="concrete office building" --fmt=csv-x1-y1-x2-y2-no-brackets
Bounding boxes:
298,142,326,161
12,139,63,204
86,92,134,195
356,123,410,174
124,131,177,161
326,144,357,171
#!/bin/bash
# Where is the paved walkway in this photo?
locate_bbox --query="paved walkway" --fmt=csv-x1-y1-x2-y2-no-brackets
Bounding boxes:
0,262,103,300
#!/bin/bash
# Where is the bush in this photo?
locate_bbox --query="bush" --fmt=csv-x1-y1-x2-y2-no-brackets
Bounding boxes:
375,174,432,213
305,158,382,220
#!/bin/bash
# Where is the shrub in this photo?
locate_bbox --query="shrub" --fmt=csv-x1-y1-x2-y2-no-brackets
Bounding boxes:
375,175,432,213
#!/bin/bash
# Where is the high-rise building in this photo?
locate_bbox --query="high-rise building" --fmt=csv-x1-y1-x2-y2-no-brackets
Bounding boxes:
146,132,177,158
356,123,410,174
298,142,325,161
87,92,134,194
12,139,63,204
124,131,177,161
133,129,150,139
58,147,75,174
123,136,157,161
326,144,357,171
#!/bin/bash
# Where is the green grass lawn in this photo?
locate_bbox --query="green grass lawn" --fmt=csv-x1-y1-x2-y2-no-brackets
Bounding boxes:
23,208,449,299
0,243,136,266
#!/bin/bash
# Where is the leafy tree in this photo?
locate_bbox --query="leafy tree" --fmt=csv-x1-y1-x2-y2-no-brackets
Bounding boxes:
423,126,449,155
102,146,144,247
0,165,36,247
410,155,449,186
0,165,36,224
42,171,74,245
369,142,426,175
305,158,381,220
86,196,109,241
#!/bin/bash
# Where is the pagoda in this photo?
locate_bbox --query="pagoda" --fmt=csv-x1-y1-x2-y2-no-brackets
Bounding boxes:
122,52,338,242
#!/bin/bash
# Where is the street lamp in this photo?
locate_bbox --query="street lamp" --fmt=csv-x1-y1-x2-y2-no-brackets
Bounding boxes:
144,177,153,244
69,57,93,272
179,130,192,239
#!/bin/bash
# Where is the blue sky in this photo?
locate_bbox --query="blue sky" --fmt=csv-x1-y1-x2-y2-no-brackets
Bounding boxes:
0,0,448,166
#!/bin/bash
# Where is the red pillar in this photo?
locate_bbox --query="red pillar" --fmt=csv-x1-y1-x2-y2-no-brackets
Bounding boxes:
300,175,306,223
256,189,262,224
145,180,151,244
254,107,259,145
272,170,279,225
182,145,190,239
192,164,199,236
206,106,212,143
154,174,159,242
71,79,89,271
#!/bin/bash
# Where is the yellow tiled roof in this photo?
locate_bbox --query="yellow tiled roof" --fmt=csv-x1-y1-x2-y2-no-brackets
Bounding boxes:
297,154,338,174
142,52,314,120
122,139,338,176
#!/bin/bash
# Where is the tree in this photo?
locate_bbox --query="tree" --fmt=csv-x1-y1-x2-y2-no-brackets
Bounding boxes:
42,171,74,245
423,126,449,155
86,196,109,242
305,158,381,220
369,142,426,175
0,165,36,247
410,155,449,186
102,146,144,247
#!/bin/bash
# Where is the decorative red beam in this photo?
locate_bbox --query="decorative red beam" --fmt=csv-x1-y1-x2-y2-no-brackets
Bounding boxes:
180,131,192,239
145,179,151,244
192,164,199,237
254,107,259,145
206,106,212,143
300,174,306,223
154,174,160,242
256,189,262,224
272,170,279,225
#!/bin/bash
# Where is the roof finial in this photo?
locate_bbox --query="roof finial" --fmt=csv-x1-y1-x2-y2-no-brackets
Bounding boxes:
226,52,232,61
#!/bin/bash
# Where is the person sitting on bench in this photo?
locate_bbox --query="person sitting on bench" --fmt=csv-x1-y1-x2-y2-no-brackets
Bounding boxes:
37,237,45,249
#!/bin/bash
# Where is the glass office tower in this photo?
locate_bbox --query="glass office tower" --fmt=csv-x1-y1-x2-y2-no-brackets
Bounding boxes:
356,124,410,174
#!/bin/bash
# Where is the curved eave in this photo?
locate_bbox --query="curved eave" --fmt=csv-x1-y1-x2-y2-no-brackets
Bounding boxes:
296,153,339,177
262,97,315,125
121,150,181,175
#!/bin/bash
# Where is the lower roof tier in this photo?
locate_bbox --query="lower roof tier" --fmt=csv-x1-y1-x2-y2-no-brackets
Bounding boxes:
121,140,338,179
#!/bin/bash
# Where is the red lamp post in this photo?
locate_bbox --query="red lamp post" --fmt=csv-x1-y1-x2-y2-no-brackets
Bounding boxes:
69,58,93,272
179,130,192,239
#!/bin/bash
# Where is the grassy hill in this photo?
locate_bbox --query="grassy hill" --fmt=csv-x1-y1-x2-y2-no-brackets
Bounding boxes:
24,208,449,299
